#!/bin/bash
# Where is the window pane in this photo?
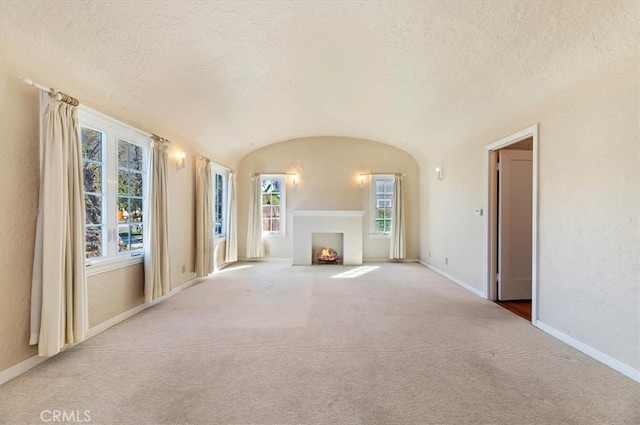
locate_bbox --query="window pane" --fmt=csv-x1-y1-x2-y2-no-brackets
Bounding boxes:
86,226,102,258
81,128,103,161
130,144,143,171
384,207,391,218
85,195,102,224
375,220,385,232
129,224,143,250
130,172,143,197
118,170,130,195
118,197,130,221
130,198,143,222
384,220,391,233
118,139,129,167
83,162,102,193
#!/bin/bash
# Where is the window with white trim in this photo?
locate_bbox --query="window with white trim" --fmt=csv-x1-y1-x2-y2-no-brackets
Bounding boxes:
79,109,149,264
370,175,394,235
261,175,286,235
213,169,227,238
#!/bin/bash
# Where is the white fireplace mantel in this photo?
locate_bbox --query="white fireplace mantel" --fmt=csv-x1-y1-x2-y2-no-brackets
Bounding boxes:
292,210,364,266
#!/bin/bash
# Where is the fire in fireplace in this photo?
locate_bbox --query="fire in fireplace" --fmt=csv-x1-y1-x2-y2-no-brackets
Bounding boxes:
316,247,341,264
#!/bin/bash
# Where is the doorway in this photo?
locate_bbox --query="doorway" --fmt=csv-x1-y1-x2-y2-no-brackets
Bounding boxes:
484,125,538,323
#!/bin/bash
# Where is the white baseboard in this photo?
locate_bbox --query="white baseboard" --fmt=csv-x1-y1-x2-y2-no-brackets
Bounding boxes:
0,351,48,385
1,276,202,386
419,260,486,298
535,320,640,383
419,259,639,383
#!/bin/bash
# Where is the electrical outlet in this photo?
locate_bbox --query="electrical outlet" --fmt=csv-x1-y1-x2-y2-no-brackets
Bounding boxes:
428,250,431,258
445,257,448,265
181,264,186,273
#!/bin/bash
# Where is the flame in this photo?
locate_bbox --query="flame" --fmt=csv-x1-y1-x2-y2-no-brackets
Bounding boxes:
321,248,331,257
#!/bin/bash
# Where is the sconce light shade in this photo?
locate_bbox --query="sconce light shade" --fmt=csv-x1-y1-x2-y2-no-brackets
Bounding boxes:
359,174,365,189
291,173,297,188
177,152,186,171
436,166,443,181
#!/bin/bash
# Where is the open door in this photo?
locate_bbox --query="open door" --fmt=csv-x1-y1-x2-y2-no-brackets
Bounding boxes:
498,150,533,300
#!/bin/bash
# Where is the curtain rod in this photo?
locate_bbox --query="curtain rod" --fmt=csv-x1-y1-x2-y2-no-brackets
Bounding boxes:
151,134,171,145
20,76,79,106
200,156,235,174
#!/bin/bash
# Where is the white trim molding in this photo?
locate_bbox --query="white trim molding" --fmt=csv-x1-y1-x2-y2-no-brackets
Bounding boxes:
291,210,365,217
535,321,640,383
0,276,202,386
483,124,539,323
420,260,486,298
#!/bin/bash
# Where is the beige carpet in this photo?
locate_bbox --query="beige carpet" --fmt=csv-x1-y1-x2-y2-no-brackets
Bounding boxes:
1,262,638,424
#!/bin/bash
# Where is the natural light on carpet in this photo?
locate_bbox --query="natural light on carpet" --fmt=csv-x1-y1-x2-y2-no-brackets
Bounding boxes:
216,265,253,273
331,266,380,279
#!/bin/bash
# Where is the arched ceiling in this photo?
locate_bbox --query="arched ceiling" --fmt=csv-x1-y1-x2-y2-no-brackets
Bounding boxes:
1,1,637,166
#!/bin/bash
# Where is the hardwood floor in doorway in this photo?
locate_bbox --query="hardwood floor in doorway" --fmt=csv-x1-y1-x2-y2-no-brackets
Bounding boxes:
496,300,532,321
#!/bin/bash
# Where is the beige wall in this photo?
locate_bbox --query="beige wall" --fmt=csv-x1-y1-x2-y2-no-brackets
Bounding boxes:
0,58,200,373
236,137,420,261
87,265,144,328
420,56,639,369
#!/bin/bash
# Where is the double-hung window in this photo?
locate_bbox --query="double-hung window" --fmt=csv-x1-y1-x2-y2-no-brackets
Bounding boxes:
370,175,394,235
79,109,149,271
212,167,228,238
261,174,286,236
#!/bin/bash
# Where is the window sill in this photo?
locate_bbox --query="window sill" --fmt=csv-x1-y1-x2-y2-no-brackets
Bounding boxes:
369,233,390,239
263,233,286,238
214,236,227,243
86,254,143,277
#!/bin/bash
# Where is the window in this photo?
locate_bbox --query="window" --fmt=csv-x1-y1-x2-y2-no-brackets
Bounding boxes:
213,170,226,238
371,175,394,235
79,109,149,267
261,175,286,235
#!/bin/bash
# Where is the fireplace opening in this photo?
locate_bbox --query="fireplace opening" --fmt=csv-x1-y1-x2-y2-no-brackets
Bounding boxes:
312,233,343,265
316,247,341,264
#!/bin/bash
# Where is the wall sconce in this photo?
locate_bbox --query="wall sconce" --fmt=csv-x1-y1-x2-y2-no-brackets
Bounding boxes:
177,152,186,171
435,166,444,181
359,174,366,189
290,173,297,188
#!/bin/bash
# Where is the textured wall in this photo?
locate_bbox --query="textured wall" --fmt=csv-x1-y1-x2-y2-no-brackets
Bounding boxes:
236,137,420,261
0,61,40,371
87,265,144,328
421,56,639,370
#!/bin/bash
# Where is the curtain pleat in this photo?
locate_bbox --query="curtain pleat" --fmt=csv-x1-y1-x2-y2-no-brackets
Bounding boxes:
246,175,264,258
225,172,238,263
144,139,171,302
30,97,87,356
195,159,213,276
390,174,406,259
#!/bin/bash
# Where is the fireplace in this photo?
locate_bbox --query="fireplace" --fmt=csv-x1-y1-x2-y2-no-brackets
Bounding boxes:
313,232,343,264
292,210,364,266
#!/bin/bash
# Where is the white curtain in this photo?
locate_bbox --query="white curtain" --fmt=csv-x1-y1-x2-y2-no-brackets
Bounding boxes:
246,174,264,258
144,137,171,302
390,174,406,259
30,95,88,356
195,159,214,276
225,172,238,263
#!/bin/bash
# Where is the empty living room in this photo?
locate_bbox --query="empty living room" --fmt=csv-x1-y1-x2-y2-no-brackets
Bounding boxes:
0,1,638,424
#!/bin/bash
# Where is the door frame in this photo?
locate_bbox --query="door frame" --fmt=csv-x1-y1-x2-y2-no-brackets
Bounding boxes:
483,124,538,324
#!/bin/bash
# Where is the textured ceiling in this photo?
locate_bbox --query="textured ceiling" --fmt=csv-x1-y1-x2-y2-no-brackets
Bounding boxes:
1,1,637,165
